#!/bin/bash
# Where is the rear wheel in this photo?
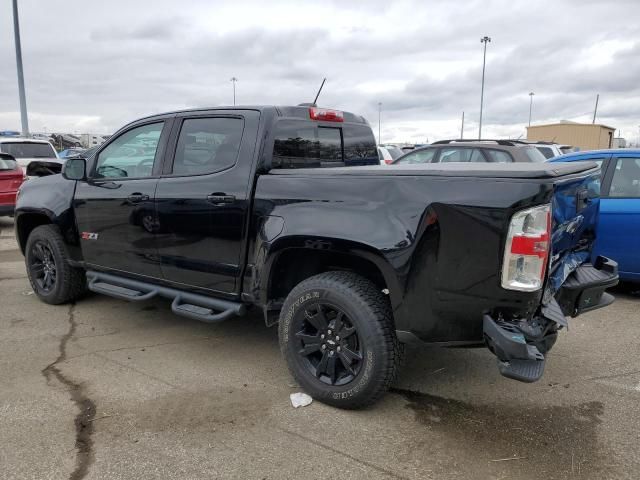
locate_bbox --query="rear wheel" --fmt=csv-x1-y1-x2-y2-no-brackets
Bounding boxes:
279,271,400,409
25,225,87,305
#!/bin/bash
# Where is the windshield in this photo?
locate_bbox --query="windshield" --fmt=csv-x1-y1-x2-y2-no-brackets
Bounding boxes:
524,146,547,162
0,158,18,171
0,142,56,159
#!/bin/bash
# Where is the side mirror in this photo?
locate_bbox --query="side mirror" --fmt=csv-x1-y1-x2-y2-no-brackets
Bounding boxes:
62,158,87,181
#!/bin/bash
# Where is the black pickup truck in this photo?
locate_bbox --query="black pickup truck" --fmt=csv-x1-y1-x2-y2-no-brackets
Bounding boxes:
14,105,618,408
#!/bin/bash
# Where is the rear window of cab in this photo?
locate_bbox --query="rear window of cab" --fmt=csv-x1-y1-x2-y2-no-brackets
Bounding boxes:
272,120,378,168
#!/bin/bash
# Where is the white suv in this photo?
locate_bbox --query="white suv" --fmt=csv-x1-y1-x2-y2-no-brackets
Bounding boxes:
0,138,60,173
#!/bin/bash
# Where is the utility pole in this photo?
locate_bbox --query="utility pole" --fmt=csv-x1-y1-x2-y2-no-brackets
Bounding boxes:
230,77,238,106
12,0,29,136
528,92,535,128
592,93,599,124
478,36,491,140
460,111,465,139
378,102,382,144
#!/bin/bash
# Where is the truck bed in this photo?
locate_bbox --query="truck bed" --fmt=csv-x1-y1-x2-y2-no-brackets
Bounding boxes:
269,161,599,179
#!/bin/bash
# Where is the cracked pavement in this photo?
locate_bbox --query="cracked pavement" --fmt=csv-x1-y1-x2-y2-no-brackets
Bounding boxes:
1,216,640,480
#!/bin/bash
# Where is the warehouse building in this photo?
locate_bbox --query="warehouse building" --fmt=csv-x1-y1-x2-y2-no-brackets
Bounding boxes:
526,121,615,151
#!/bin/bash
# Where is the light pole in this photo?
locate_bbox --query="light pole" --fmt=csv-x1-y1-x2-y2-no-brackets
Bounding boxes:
12,0,29,136
230,77,238,106
378,102,382,144
528,92,535,128
478,36,491,140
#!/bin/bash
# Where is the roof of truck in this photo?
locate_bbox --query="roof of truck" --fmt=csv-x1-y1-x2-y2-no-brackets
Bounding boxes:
127,105,369,126
270,161,600,179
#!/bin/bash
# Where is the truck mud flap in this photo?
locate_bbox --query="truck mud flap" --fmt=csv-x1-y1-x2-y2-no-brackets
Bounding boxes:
483,316,546,383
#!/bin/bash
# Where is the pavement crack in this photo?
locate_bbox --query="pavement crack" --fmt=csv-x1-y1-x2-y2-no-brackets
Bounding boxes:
41,304,97,480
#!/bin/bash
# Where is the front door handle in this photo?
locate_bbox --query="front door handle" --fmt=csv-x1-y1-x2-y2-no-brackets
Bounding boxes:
127,193,149,203
207,193,235,205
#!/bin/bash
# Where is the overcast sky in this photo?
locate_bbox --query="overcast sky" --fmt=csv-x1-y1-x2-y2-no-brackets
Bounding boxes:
1,0,639,143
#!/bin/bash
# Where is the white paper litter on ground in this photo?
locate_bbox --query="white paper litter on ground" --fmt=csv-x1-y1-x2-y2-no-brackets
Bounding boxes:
290,392,313,408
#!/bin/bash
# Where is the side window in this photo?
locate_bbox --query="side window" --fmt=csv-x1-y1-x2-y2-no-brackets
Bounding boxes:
439,148,484,163
395,149,436,164
172,117,243,176
95,122,164,179
486,149,513,163
609,158,640,198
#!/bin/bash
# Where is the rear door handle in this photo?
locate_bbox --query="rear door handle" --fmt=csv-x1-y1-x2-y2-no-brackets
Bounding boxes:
127,193,149,203
207,193,235,205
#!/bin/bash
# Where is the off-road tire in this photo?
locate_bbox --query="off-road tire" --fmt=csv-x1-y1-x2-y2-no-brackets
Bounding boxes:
279,271,401,409
25,225,87,305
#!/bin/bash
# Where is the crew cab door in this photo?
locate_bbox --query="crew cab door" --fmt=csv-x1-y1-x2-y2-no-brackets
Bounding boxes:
74,119,171,277
598,154,640,279
154,110,260,294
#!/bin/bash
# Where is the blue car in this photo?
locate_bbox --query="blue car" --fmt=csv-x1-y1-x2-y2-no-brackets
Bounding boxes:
550,149,640,282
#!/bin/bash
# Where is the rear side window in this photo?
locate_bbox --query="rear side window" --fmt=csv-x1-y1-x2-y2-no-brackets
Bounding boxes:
172,117,244,175
0,158,18,170
523,147,546,162
439,148,485,163
486,149,513,163
394,149,436,164
536,146,555,159
272,121,377,168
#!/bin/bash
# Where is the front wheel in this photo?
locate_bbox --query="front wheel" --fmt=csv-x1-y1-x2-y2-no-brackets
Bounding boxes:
278,271,401,409
25,225,87,305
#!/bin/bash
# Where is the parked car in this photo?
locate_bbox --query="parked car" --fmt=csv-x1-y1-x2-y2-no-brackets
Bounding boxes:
505,140,564,159
377,145,404,164
58,148,86,159
0,153,25,217
393,139,547,164
15,105,617,408
551,149,640,281
559,144,577,154
0,138,61,174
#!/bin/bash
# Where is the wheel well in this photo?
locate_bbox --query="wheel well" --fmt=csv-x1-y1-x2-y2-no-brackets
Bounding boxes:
268,248,388,304
16,214,51,253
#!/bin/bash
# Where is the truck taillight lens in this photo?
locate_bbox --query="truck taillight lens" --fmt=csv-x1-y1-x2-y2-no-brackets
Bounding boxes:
308,107,344,122
501,204,551,292
384,159,393,165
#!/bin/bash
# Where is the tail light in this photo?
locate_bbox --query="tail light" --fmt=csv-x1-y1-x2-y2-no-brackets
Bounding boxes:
384,159,393,165
309,107,344,122
501,204,551,292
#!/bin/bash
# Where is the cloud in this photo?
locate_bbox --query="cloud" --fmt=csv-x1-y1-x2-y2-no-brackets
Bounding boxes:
0,0,638,142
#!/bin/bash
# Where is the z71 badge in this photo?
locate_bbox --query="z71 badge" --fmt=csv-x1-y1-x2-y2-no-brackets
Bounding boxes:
81,232,99,240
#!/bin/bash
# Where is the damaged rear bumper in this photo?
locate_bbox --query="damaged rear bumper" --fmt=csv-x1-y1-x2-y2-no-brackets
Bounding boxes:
484,255,618,383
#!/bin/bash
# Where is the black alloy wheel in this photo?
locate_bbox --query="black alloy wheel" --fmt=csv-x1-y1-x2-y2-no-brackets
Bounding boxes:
29,240,57,293
295,303,363,386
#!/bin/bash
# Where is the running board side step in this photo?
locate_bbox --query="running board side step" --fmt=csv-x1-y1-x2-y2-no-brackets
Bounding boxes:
86,271,245,323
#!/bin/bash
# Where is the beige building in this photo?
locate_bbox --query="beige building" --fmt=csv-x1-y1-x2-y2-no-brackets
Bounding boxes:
526,121,615,151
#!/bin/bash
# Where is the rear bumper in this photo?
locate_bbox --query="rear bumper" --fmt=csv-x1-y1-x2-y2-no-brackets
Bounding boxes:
556,256,618,317
483,255,618,383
